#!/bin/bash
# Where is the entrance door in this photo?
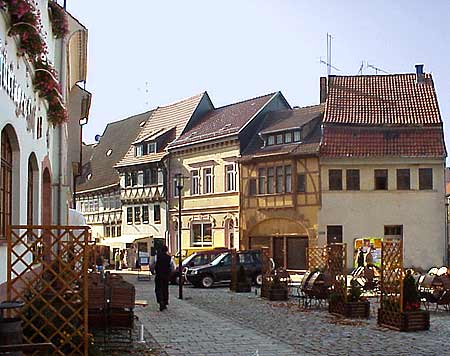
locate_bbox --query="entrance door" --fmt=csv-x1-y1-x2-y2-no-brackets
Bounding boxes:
273,237,284,268
287,237,308,270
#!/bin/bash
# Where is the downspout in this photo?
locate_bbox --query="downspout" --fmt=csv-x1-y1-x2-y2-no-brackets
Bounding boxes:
163,156,170,249
57,0,67,224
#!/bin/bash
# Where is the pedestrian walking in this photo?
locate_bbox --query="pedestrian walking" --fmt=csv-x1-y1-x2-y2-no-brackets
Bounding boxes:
154,245,172,311
96,254,104,272
114,250,121,270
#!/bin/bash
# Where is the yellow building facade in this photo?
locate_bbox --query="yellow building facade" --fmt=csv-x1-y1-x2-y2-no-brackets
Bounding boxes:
239,105,323,270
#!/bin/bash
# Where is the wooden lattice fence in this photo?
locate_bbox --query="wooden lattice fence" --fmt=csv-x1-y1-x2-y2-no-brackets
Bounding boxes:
7,225,91,356
380,238,403,314
326,243,347,303
307,246,327,272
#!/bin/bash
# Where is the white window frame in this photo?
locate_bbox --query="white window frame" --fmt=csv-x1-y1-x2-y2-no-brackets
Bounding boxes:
147,142,157,154
191,222,213,247
203,167,213,194
225,164,236,192
191,169,200,195
293,130,301,142
135,144,143,156
267,135,275,146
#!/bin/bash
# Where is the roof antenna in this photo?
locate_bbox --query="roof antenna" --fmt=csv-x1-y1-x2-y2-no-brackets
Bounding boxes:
319,33,340,76
357,61,365,75
367,63,389,75
137,81,151,110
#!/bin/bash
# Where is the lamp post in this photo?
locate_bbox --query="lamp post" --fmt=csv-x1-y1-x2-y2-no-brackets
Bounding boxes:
175,173,185,300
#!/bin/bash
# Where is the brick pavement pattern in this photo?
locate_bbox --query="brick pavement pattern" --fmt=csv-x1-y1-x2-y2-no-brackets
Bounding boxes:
126,275,450,356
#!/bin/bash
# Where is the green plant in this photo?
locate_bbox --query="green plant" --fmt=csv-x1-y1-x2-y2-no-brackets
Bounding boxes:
403,270,420,311
329,291,344,303
348,279,363,302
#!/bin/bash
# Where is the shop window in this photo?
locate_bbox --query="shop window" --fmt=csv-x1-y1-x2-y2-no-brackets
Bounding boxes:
297,173,306,192
396,169,410,190
127,207,133,224
374,169,388,190
203,167,213,194
329,169,342,190
258,168,266,194
154,204,161,224
346,169,360,191
419,168,433,190
249,178,257,196
191,222,212,246
327,225,343,244
191,170,200,195
134,206,141,224
142,205,149,224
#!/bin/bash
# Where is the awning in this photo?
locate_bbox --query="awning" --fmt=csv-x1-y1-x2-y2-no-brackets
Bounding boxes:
98,235,147,248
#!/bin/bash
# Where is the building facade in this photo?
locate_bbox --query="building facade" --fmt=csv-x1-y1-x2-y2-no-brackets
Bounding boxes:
240,105,323,270
167,92,290,255
318,68,447,270
0,0,89,299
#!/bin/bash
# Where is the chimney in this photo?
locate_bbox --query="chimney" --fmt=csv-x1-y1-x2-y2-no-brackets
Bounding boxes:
415,64,424,84
320,77,327,103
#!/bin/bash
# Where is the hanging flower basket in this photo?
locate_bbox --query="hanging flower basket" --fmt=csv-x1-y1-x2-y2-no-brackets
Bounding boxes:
48,1,68,39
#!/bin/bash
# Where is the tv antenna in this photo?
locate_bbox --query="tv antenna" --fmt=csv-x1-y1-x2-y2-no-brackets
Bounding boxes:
320,33,340,75
137,81,151,109
367,63,389,75
357,61,365,75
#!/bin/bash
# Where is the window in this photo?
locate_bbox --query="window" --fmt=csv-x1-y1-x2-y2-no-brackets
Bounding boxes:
105,225,111,237
191,170,200,195
249,178,257,196
131,172,138,186
147,142,157,153
154,205,161,223
267,136,275,146
37,117,43,139
346,169,360,191
297,173,306,192
225,164,236,191
285,165,292,193
27,159,34,225
276,166,283,193
1,130,12,239
143,169,151,186
135,145,143,156
151,168,159,185
117,225,121,236
134,206,141,224
374,169,388,190
384,225,403,237
396,169,410,190
127,207,133,224
293,130,301,142
173,177,179,198
267,167,274,194
203,167,213,194
276,134,283,145
125,173,131,187
419,168,433,190
142,205,149,223
192,223,212,246
258,168,266,194
329,169,342,190
284,132,292,143
327,225,343,244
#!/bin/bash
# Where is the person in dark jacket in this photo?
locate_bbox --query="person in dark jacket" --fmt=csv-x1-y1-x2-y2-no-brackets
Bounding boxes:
155,245,172,311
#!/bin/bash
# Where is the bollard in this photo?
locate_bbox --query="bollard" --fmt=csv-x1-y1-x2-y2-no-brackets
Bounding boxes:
138,324,145,343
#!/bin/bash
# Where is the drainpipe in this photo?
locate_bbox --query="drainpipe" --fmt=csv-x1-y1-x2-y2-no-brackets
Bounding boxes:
163,156,170,249
57,0,67,225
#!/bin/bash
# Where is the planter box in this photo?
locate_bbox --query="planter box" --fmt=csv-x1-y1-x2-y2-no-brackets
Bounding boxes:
377,309,430,331
234,283,251,293
329,299,370,318
268,287,288,301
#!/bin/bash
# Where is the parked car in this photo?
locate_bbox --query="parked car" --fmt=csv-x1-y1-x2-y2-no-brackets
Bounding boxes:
170,248,229,284
186,250,263,288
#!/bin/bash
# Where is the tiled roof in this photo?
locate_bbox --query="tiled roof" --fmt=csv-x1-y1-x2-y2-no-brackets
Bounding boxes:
241,105,323,159
116,93,205,167
321,126,446,158
169,93,276,148
77,111,153,192
324,74,442,125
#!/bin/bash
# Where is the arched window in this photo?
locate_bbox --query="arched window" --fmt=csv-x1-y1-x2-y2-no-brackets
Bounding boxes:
225,219,234,249
42,168,52,225
1,130,12,239
27,154,39,225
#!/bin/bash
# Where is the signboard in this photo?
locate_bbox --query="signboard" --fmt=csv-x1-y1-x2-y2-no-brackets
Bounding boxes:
354,237,382,268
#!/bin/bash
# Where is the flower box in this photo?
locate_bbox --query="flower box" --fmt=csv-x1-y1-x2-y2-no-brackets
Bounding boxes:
377,309,430,331
329,299,370,318
268,287,288,301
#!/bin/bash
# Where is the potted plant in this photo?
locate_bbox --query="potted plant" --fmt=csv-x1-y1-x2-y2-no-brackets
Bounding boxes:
233,265,251,293
378,270,430,331
261,268,289,301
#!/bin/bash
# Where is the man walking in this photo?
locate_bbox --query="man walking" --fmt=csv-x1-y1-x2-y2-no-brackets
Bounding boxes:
154,245,172,311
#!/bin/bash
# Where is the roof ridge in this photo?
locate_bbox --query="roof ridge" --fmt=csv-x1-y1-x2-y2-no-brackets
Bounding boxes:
329,73,432,78
157,92,205,108
214,92,276,110
105,109,154,127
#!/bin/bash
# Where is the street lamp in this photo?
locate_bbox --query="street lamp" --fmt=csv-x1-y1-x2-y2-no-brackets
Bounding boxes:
175,173,187,299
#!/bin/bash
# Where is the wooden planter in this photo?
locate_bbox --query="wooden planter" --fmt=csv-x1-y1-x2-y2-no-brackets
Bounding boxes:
268,287,288,301
329,299,370,318
377,309,430,331
234,282,251,293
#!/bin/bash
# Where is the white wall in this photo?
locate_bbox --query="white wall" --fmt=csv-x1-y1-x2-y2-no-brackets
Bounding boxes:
318,157,446,270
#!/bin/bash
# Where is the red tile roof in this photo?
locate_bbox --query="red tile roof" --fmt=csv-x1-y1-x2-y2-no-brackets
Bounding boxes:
324,74,442,125
169,93,277,148
321,126,446,158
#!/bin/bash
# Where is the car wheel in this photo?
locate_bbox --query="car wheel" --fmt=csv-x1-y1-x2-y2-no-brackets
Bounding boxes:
201,275,214,288
255,274,263,286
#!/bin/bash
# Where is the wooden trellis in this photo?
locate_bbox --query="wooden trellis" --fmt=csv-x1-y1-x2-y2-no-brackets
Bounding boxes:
326,243,347,303
380,238,403,313
307,246,327,272
7,225,91,356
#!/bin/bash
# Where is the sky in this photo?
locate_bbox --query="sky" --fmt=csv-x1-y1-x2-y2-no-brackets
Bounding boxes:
66,0,450,147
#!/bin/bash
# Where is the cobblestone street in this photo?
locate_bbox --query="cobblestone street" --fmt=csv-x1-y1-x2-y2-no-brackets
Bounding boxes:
126,274,450,356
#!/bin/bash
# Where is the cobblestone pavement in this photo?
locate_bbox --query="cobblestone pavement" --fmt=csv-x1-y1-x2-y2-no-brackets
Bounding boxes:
125,274,450,356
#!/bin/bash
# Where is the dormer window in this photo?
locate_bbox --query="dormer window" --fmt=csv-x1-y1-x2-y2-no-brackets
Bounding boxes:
134,142,157,156
135,145,143,156
276,134,283,144
267,136,275,146
293,130,301,142
147,142,157,154
284,132,292,143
